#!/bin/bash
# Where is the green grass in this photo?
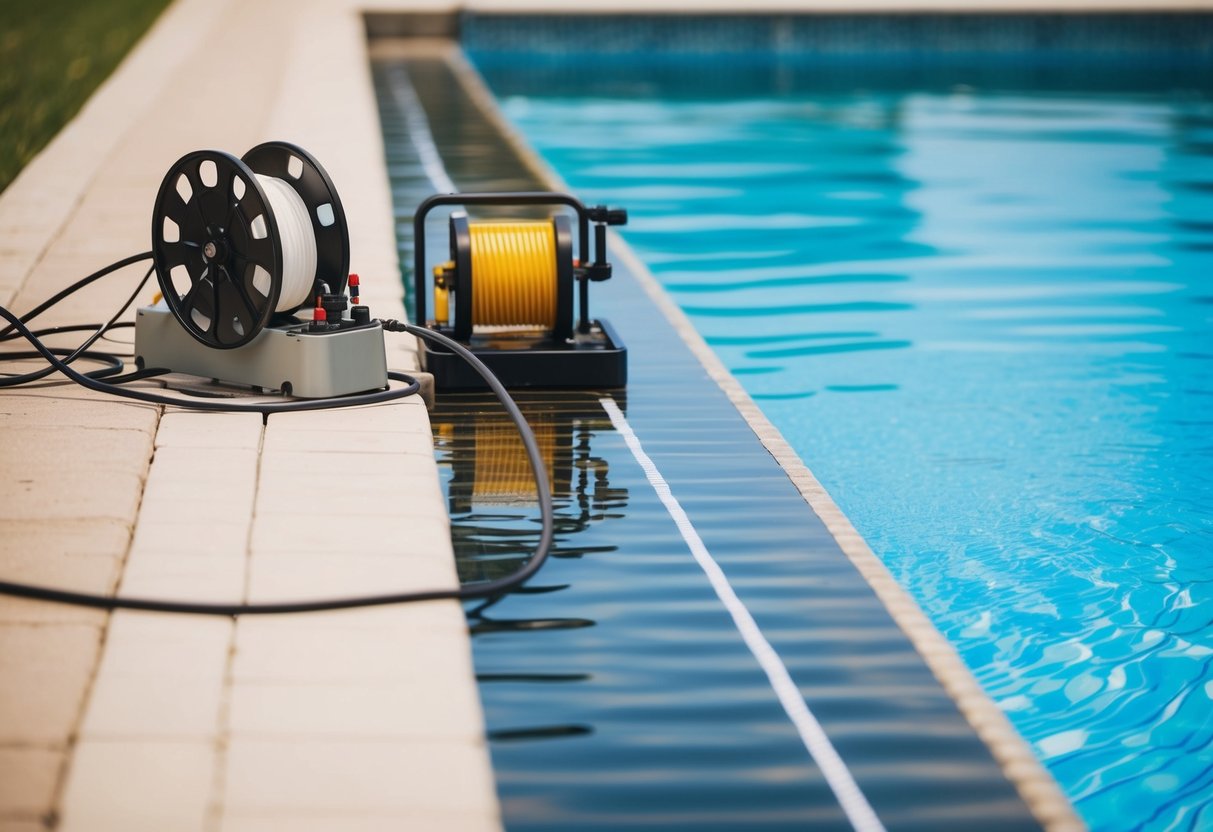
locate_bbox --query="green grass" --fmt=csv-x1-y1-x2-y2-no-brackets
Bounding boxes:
0,0,172,194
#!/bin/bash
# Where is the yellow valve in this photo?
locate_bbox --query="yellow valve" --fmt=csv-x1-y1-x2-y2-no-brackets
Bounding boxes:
433,261,454,324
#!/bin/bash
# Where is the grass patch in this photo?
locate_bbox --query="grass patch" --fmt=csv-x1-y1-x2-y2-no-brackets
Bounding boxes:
0,0,172,194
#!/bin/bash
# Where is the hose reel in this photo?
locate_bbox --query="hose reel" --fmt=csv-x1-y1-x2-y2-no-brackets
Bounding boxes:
414,193,628,391
135,141,388,398
150,141,349,348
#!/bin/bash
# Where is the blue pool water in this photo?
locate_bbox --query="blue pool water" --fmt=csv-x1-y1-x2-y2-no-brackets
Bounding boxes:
471,58,1213,830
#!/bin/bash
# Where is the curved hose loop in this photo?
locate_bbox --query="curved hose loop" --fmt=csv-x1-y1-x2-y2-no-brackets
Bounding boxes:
0,251,153,341
0,264,155,387
0,348,125,386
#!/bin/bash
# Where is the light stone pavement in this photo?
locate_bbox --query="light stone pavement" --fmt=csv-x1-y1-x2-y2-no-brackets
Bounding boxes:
0,0,498,829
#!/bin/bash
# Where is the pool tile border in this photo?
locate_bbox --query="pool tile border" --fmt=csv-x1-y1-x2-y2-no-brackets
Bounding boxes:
456,10,1213,60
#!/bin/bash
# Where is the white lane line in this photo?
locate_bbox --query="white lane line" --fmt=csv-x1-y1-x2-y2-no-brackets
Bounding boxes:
600,397,886,832
387,64,458,195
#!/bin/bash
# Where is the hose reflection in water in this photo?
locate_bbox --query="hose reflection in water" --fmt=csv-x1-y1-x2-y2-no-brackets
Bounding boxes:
432,391,629,744
434,390,628,585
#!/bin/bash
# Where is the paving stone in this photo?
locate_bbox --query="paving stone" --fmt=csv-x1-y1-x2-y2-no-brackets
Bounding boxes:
144,445,258,487
0,395,158,432
0,746,60,819
155,412,263,449
252,474,443,517
265,402,429,433
228,676,484,740
57,740,214,832
246,552,458,604
220,811,501,832
231,616,472,684
118,553,247,604
223,737,497,815
250,511,451,554
128,521,249,560
80,669,226,739
261,426,435,457
0,427,152,473
0,552,120,626
96,612,232,677
0,518,129,560
0,820,48,832
0,471,144,522
0,597,107,627
0,624,101,745
257,449,426,476
138,483,256,520
255,466,440,495
0,519,128,624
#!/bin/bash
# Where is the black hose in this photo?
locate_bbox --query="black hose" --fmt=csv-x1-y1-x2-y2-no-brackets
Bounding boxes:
0,266,152,386
0,251,153,340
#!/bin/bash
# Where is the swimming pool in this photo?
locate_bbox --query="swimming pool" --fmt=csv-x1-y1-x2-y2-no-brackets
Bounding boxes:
468,45,1213,832
375,48,1060,831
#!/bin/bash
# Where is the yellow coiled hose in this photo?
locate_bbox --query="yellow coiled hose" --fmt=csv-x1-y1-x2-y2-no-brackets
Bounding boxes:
467,221,558,329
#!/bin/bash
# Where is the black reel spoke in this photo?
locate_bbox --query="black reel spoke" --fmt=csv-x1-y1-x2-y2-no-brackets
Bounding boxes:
197,173,233,234
208,273,221,336
183,166,211,236
156,239,199,271
224,166,243,232
223,262,262,323
180,274,209,316
161,192,201,242
175,273,217,337
215,276,255,344
227,252,260,308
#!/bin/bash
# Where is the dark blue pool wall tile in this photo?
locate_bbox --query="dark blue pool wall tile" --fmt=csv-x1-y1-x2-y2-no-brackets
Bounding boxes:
460,12,1213,63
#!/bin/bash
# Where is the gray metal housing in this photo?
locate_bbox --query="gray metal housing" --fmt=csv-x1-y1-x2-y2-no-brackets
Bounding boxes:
134,303,389,398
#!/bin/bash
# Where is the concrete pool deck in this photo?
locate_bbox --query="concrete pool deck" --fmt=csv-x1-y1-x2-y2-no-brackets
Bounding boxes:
1,0,1183,828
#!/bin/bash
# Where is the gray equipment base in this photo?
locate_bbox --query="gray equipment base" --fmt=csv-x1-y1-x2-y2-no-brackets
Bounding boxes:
134,304,389,398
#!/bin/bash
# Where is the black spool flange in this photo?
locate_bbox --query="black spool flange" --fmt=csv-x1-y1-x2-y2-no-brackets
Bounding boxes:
242,140,350,303
151,149,283,349
450,213,474,342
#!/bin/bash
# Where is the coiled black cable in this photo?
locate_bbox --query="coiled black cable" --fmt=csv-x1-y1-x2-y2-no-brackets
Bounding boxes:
0,265,152,386
0,257,553,615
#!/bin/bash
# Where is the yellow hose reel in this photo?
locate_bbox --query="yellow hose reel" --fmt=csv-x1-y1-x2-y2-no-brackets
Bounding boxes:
414,192,628,391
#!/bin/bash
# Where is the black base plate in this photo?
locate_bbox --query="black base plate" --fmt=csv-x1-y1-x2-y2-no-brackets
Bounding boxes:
423,318,627,391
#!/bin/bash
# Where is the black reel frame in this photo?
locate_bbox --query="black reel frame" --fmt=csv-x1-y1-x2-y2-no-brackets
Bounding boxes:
150,141,349,349
412,192,628,391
